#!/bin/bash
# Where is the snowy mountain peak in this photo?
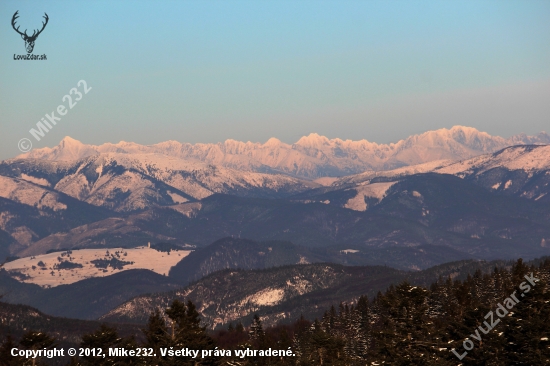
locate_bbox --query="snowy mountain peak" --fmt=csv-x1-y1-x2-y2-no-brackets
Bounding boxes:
18,136,98,161
263,137,283,147
150,140,185,153
295,133,331,148
59,136,83,147
449,125,489,135
412,126,495,143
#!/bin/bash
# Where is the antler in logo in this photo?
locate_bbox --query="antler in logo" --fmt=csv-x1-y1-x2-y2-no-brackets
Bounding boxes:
12,11,49,54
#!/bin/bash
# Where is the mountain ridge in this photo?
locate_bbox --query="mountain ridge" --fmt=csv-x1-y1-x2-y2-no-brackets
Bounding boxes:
15,126,550,179
331,144,550,203
100,258,517,329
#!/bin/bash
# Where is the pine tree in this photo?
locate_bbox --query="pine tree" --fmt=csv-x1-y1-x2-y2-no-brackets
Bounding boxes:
292,314,311,361
142,308,170,365
353,295,370,359
164,299,217,365
80,324,136,366
310,319,347,365
143,308,170,345
249,314,265,343
236,321,245,334
369,281,446,365
165,299,187,342
19,331,56,366
503,272,550,365
184,300,217,358
328,305,337,331
0,334,19,366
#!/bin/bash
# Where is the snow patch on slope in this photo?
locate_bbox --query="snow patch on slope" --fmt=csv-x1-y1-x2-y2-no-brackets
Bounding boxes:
340,249,360,254
167,191,188,204
344,182,396,211
436,145,550,175
20,174,50,187
336,160,452,186
248,288,285,306
314,177,339,186
0,175,66,211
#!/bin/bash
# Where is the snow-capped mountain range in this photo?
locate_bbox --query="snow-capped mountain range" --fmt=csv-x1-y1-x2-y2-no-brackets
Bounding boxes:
1,126,548,215
17,126,550,178
1,125,549,261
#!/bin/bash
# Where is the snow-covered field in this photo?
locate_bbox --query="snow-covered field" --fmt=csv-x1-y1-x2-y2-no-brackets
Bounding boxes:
3,247,191,287
344,182,396,211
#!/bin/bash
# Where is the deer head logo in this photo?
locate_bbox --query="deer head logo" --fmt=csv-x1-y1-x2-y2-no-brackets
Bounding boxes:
12,11,49,54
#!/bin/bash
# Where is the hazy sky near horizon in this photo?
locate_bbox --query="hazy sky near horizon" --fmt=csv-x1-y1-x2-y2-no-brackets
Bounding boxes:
1,0,549,160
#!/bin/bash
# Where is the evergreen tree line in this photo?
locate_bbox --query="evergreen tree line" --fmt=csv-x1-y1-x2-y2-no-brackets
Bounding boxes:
1,258,549,365
288,258,550,365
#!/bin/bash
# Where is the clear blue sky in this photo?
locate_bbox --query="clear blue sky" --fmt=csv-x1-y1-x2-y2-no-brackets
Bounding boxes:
1,0,549,159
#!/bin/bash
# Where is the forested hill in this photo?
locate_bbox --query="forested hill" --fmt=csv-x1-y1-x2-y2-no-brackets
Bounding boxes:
101,259,512,329
2,257,549,365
